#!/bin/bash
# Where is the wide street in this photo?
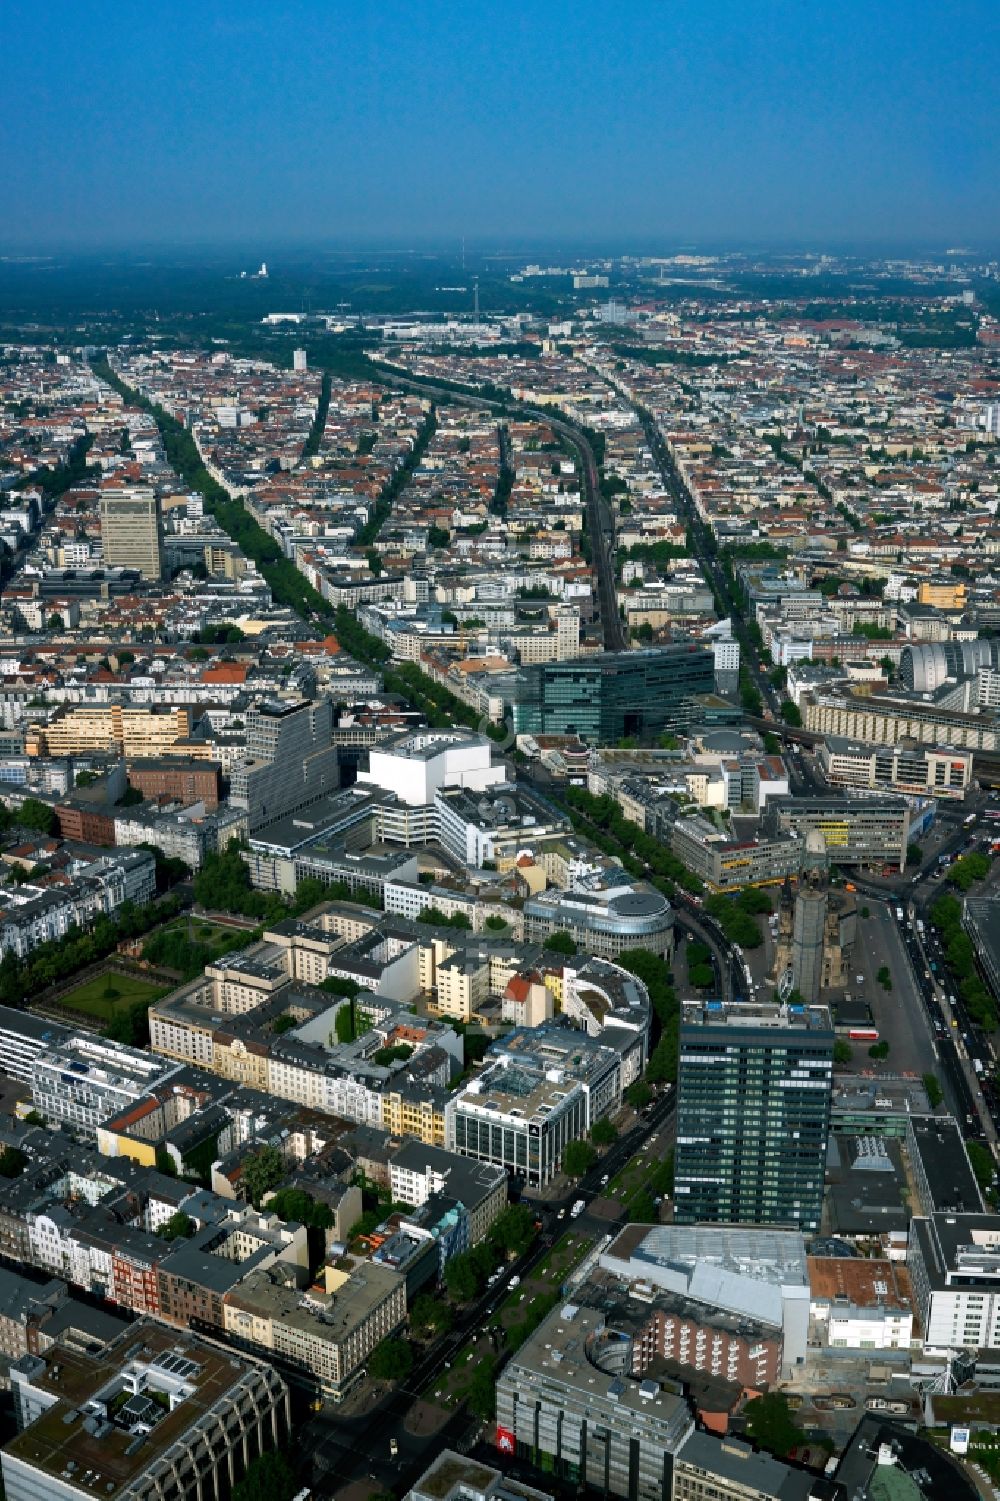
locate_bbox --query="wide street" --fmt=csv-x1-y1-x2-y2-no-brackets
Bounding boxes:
299,1087,677,1498
853,900,940,1082
362,362,626,652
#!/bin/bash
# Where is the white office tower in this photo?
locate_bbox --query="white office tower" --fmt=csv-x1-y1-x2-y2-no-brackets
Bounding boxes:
555,605,581,659
293,348,308,371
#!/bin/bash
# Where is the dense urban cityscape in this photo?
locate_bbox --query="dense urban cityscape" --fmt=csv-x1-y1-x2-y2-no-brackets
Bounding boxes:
3,4,1000,1500
0,242,998,1501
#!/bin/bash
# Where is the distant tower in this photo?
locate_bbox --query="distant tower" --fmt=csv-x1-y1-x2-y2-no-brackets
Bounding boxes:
473,277,480,334
100,486,163,581
791,832,830,1003
774,877,795,984
462,236,466,273
293,349,307,372
258,261,268,278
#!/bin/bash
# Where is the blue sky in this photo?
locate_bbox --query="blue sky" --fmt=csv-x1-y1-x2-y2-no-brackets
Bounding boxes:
2,0,997,249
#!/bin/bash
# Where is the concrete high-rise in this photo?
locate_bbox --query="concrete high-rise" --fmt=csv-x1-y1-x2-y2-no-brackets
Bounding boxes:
99,485,162,580
674,1000,833,1232
772,831,855,1001
791,885,827,1003
230,697,339,831
789,831,831,1003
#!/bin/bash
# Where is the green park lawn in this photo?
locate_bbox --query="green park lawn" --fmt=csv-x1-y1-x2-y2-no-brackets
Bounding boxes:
156,916,246,958
57,972,168,1021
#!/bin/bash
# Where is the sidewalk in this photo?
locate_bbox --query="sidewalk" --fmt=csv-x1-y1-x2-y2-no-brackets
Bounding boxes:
405,1399,452,1438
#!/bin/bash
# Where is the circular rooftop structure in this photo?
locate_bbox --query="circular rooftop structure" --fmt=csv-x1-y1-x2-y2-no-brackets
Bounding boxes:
586,1325,635,1376
609,889,668,918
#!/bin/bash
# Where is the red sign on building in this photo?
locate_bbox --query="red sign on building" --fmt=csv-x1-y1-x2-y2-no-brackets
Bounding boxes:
496,1425,516,1455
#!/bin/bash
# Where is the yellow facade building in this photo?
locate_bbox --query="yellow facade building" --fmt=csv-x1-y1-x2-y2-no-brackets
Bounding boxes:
28,704,198,759
918,578,967,611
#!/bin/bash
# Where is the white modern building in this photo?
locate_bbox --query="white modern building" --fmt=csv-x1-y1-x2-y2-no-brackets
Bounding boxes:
358,728,507,808
31,1035,180,1137
0,1008,71,1085
449,1019,639,1187
909,1213,1000,1352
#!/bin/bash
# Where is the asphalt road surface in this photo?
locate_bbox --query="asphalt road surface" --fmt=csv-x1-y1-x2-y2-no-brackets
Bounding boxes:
859,901,940,1081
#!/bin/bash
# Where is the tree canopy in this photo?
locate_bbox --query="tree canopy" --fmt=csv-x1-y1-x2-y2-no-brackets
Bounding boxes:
543,929,578,955
266,1187,333,1230
232,1452,296,1501
563,1140,597,1177
241,1145,284,1208
367,1337,413,1382
160,1211,196,1241
742,1393,805,1459
13,798,57,835
410,1293,453,1337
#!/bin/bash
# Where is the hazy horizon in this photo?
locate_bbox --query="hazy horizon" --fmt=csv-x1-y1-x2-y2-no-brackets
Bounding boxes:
2,237,999,258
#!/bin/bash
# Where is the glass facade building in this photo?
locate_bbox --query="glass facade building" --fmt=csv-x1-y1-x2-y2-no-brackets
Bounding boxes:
674,1001,833,1232
512,645,716,743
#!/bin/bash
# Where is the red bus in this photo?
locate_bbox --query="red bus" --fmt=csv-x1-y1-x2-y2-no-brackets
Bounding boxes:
848,1027,879,1042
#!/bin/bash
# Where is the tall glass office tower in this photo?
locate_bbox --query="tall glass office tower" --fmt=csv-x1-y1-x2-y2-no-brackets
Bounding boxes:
512,645,718,742
674,1000,833,1231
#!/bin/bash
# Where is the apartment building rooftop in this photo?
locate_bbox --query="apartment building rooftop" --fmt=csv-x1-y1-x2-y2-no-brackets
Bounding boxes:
391,1140,507,1198
158,1212,297,1293
681,998,833,1032
907,1115,984,1216
230,1258,402,1343
502,1297,693,1429
5,1322,279,1495
408,1450,555,1501
677,1431,816,1501
376,727,494,761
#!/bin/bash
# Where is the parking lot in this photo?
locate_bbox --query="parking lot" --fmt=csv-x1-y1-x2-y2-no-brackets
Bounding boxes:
838,900,940,1080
